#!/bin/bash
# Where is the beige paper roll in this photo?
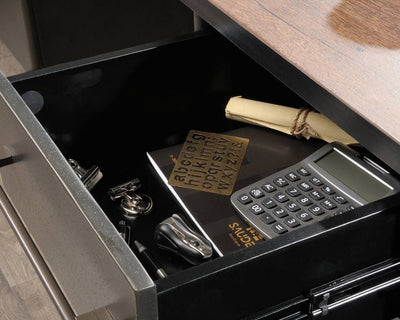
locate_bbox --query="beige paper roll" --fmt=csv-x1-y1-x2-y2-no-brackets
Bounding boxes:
225,96,358,145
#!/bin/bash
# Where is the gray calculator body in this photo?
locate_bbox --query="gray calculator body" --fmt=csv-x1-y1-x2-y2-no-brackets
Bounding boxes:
231,142,400,239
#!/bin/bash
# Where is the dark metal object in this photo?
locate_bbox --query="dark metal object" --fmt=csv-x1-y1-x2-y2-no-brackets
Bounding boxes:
0,145,13,168
0,157,13,168
155,214,213,265
109,179,153,219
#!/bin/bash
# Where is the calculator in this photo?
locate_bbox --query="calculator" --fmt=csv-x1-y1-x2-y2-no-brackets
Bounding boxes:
231,142,400,239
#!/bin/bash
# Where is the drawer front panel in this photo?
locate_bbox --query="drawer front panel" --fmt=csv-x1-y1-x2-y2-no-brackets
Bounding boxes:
0,71,156,319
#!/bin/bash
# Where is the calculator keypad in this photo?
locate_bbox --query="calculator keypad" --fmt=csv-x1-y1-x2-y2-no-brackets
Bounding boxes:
273,177,288,187
262,198,277,209
262,183,276,193
286,172,300,182
249,203,264,215
238,194,252,204
249,188,265,199
232,165,358,238
274,192,289,203
286,187,301,197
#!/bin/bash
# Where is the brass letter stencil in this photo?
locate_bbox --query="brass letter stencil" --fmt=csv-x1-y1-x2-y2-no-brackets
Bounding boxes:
168,130,249,195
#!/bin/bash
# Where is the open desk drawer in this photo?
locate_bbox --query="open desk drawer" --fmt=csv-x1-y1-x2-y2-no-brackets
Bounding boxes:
1,31,400,320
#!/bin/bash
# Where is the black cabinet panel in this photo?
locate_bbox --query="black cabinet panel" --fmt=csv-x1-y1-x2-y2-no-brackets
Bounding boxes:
29,0,193,66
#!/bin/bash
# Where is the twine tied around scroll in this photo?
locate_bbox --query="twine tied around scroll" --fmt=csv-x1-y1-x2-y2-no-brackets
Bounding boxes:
290,108,320,139
224,96,358,145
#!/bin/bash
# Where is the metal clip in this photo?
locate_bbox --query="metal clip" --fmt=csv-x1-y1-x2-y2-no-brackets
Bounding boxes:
108,179,153,219
68,159,103,191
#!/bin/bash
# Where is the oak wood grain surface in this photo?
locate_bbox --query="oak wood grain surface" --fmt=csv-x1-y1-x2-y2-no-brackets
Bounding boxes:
209,0,400,145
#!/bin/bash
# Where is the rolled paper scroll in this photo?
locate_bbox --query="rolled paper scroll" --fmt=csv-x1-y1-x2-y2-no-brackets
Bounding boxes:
225,96,358,145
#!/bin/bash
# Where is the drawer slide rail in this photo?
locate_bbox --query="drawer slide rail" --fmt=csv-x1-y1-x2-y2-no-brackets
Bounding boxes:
309,259,400,318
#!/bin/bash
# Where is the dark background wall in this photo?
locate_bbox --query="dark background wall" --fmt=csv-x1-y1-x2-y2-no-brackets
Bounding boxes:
29,0,194,67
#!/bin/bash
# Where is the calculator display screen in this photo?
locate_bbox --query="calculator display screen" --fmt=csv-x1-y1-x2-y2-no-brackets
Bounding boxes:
315,150,392,202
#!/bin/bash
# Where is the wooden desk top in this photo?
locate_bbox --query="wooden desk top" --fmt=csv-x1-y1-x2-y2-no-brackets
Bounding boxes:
183,0,400,173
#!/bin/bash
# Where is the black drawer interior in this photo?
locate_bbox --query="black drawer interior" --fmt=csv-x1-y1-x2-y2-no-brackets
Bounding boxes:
9,31,400,320
10,30,320,271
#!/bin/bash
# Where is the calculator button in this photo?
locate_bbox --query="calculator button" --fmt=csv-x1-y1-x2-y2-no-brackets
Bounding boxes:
261,183,276,193
272,207,288,218
249,204,265,215
271,223,288,234
309,177,323,186
283,217,300,228
237,194,252,204
296,211,313,222
274,192,289,203
309,205,325,216
322,185,335,195
321,199,337,210
285,201,301,212
297,195,313,206
285,172,300,182
260,213,276,224
286,187,301,197
333,195,347,204
297,167,310,176
249,188,265,199
309,190,325,200
273,177,289,187
262,198,277,209
298,181,313,191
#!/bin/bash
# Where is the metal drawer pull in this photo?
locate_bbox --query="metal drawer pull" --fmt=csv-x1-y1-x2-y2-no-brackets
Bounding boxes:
0,187,75,320
0,145,13,168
